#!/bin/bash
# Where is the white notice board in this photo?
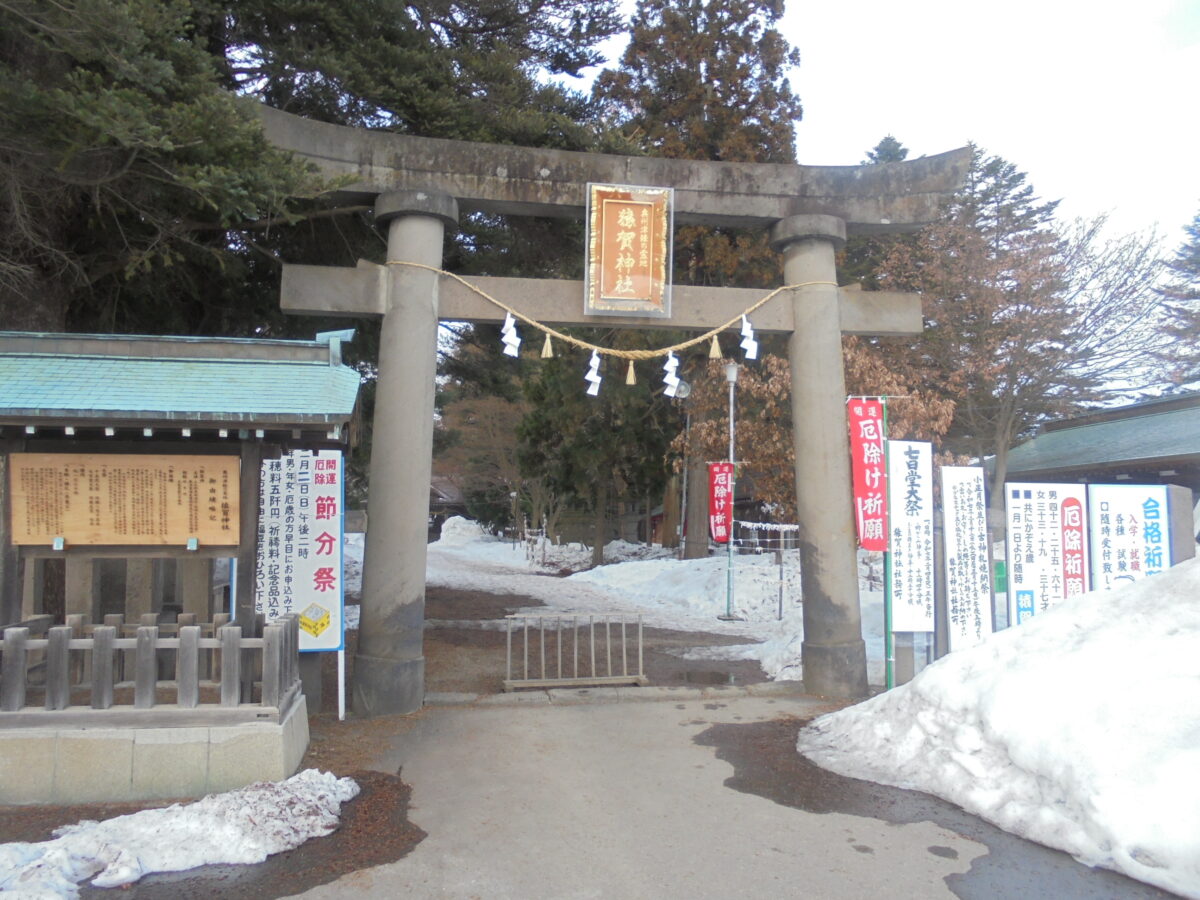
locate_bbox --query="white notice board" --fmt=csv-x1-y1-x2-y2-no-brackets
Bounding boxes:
1087,484,1171,591
886,441,935,632
1004,483,1089,626
940,466,994,651
254,449,345,652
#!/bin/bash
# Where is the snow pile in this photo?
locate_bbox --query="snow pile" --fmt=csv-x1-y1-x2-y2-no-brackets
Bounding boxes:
533,538,678,572
568,552,800,624
0,770,359,897
437,516,490,547
797,557,1200,899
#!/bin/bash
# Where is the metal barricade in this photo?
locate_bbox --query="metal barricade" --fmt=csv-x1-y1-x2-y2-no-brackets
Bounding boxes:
504,614,648,691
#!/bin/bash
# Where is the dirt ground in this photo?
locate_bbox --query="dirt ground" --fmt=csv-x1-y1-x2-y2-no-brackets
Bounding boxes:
0,584,776,897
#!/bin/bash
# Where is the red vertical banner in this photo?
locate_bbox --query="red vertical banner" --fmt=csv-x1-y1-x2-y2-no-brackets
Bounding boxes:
1060,497,1088,598
847,398,888,551
708,462,735,543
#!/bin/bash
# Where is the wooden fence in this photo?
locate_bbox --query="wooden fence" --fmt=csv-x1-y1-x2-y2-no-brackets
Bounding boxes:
0,612,301,727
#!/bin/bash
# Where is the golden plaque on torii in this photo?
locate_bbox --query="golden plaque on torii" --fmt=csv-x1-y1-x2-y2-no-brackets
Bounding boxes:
584,183,673,318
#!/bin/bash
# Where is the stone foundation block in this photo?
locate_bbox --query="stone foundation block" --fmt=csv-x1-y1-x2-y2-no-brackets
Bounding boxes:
132,728,209,800
55,729,134,803
0,732,57,804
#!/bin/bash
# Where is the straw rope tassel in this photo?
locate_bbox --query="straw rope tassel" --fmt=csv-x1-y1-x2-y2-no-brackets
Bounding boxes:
541,333,554,358
625,360,636,385
708,335,722,358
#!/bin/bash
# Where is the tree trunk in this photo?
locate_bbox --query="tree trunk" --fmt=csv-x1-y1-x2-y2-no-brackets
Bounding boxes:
660,474,680,548
683,461,709,559
988,441,1011,541
591,478,609,568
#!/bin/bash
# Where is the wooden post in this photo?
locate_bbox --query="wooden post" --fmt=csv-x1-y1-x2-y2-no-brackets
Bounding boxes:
0,447,21,625
286,616,298,696
1,626,28,711
933,522,949,659
92,625,115,709
262,621,282,708
209,612,230,681
134,624,158,708
236,440,264,702
220,624,241,707
45,626,71,710
177,625,200,708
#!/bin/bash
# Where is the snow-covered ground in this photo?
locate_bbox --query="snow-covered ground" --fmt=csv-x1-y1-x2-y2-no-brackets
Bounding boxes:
0,770,359,897
797,557,1200,899
346,517,888,683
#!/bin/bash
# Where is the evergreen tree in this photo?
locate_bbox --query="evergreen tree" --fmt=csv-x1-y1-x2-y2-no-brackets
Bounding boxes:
0,0,624,335
593,0,801,288
862,134,909,165
517,334,674,566
840,134,914,289
1156,211,1200,386
593,0,800,163
0,0,326,332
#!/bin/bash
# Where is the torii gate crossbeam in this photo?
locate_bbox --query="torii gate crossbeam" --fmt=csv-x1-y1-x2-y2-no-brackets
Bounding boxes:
263,105,969,714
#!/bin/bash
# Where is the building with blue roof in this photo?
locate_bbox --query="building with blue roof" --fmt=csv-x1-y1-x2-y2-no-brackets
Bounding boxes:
0,330,362,627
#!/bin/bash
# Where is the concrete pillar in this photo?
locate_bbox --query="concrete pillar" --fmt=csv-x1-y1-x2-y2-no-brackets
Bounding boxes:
65,557,97,620
125,559,155,620
770,214,868,699
354,189,458,717
178,557,213,621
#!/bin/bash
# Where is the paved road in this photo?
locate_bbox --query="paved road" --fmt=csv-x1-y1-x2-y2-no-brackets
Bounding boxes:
294,690,1174,899
296,692,968,898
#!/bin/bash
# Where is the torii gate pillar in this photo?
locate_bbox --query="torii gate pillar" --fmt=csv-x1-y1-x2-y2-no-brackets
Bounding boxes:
772,214,867,698
353,190,458,717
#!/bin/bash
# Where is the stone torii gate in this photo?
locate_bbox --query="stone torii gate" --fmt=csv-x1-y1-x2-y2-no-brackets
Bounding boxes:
261,106,969,715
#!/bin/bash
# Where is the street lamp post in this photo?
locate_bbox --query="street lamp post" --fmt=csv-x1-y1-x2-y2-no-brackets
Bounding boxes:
718,362,741,621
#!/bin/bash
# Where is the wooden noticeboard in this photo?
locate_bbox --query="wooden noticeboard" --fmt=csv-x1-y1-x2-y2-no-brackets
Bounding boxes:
8,453,240,546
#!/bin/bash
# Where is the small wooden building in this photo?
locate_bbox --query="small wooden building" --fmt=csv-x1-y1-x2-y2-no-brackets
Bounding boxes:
0,330,360,626
0,330,360,802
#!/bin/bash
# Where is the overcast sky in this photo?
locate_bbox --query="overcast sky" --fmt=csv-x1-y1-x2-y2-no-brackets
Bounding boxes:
585,0,1199,246
781,0,1200,242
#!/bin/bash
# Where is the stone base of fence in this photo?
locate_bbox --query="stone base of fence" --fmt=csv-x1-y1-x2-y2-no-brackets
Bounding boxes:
0,693,309,805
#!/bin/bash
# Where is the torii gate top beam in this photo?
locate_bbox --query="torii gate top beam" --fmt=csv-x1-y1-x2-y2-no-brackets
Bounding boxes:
257,105,970,234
